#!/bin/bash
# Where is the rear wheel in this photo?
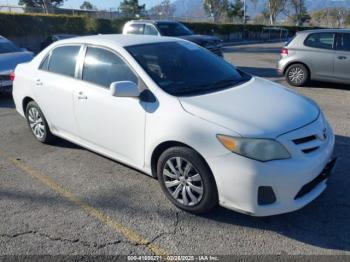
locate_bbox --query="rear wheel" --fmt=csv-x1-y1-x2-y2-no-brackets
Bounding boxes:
157,146,218,214
25,101,54,144
285,63,309,87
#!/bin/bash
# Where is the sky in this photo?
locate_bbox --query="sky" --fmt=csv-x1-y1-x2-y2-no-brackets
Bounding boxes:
0,0,163,10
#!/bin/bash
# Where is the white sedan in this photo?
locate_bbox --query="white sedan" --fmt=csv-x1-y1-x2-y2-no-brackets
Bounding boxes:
12,35,336,216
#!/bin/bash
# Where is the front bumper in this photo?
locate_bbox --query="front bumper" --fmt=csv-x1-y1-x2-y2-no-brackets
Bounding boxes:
207,118,335,217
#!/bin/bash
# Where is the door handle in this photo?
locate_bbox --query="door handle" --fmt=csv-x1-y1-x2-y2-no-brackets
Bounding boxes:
338,56,347,60
35,79,43,86
78,92,88,100
78,95,88,100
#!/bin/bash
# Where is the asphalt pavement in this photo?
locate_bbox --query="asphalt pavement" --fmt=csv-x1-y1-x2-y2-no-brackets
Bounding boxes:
0,42,349,258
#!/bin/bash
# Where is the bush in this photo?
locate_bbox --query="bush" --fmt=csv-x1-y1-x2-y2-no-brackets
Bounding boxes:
0,12,322,39
0,13,87,37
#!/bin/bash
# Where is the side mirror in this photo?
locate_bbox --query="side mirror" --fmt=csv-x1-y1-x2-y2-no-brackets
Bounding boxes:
110,81,140,98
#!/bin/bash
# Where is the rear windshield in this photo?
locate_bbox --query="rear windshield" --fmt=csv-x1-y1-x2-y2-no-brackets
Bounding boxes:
285,35,296,46
126,41,251,97
0,41,21,54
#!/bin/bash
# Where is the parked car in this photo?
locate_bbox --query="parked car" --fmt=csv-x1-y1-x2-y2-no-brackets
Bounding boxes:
0,36,33,94
123,20,223,57
277,29,350,86
40,34,78,50
13,35,336,216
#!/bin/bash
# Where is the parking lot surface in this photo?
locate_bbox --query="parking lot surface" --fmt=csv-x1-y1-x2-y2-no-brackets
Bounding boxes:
0,42,349,256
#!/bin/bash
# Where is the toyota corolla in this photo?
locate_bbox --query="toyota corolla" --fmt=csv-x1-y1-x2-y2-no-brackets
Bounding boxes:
12,35,336,216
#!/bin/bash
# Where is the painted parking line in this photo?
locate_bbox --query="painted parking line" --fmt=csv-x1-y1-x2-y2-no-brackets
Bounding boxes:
0,149,168,257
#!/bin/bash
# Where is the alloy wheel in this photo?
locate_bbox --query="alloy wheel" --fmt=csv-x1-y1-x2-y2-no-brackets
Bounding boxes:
162,157,204,206
28,107,46,139
288,67,305,85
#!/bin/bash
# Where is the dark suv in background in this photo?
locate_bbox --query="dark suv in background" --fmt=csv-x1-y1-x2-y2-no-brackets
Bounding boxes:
123,20,223,57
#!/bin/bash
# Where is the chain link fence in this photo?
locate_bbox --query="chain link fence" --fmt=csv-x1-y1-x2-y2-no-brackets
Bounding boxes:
0,4,218,22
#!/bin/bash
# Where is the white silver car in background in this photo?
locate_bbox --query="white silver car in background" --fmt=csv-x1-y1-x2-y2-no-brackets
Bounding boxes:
0,36,33,94
12,35,336,216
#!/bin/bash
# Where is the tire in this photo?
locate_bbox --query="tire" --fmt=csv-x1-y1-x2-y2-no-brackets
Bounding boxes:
157,146,218,214
285,63,309,87
25,101,55,144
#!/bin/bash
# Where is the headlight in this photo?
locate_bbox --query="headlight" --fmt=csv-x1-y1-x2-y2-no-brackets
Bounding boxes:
217,135,291,162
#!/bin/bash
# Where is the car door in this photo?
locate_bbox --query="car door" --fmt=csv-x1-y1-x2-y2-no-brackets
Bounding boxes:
34,45,82,138
73,46,146,167
303,32,336,79
334,33,350,82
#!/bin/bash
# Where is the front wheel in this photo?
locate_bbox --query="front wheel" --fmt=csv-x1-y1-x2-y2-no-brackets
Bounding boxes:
157,147,218,214
285,63,309,87
25,101,55,144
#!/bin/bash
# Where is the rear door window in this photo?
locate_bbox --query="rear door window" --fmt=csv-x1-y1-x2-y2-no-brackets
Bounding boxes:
336,33,350,52
126,24,144,35
47,45,81,77
304,33,335,50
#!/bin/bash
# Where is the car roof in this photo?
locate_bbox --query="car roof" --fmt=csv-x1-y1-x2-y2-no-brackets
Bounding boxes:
298,28,350,35
53,34,77,38
56,34,179,47
127,20,180,24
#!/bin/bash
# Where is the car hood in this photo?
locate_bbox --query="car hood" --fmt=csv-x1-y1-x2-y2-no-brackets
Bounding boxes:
0,52,34,74
178,34,221,45
179,77,320,138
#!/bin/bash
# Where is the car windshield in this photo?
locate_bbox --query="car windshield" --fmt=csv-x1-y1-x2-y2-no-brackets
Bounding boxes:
156,22,193,36
126,42,251,96
0,41,21,54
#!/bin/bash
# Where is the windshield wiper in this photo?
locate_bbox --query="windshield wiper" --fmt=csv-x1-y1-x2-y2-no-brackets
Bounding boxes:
169,77,250,97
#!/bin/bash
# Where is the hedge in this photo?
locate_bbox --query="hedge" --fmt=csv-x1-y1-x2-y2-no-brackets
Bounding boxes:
0,12,320,38
183,22,321,36
0,13,130,37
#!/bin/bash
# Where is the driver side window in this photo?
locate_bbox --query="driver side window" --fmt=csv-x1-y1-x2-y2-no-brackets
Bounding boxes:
82,47,138,88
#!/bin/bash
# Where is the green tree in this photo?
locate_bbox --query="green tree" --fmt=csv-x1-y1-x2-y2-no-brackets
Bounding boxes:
18,0,65,13
227,0,245,22
288,0,310,26
148,0,175,19
266,0,287,25
310,8,348,28
80,1,94,10
119,0,146,18
203,0,229,22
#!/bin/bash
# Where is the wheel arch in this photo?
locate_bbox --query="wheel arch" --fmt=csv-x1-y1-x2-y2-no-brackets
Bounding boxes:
22,96,34,115
283,61,311,78
150,140,214,181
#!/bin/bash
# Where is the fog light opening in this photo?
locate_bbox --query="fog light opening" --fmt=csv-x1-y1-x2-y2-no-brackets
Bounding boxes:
258,186,276,205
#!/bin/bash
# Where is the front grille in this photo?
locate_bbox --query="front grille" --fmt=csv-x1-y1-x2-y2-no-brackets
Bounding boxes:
294,158,336,199
294,173,326,199
302,147,319,154
292,132,325,155
293,135,317,145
